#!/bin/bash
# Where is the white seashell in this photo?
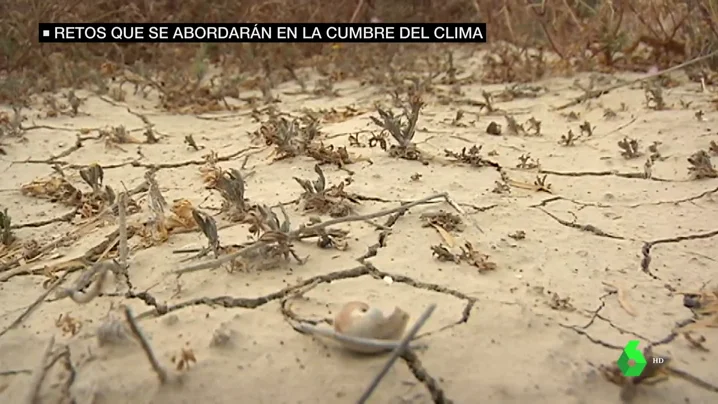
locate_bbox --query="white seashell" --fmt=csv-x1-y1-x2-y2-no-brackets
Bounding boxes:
333,301,410,353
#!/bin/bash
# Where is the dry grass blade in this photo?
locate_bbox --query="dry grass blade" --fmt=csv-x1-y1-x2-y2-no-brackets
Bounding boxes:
191,208,220,257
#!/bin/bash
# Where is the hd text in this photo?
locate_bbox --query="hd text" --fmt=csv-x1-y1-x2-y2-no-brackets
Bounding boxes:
39,23,487,43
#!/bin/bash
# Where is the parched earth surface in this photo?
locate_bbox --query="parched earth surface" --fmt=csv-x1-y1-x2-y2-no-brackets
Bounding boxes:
1,51,717,404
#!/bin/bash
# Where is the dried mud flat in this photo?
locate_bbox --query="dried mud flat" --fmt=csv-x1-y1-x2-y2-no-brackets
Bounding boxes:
1,51,718,404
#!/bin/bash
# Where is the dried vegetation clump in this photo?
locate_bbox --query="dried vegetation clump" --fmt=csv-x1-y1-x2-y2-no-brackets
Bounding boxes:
294,164,360,217
20,163,119,218
687,150,718,179
369,93,427,163
2,0,718,108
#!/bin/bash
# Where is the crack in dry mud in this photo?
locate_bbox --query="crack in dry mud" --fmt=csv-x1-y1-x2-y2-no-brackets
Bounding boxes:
127,260,468,402
536,207,625,239
641,229,718,280
4,60,718,403
538,168,673,182
531,185,718,209
11,208,78,229
137,265,370,318
560,292,697,354
402,349,453,404
15,145,261,170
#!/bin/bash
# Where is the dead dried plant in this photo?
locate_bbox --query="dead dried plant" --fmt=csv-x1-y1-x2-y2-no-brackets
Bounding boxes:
482,44,548,84
123,306,176,385
198,150,221,188
444,145,499,168
306,142,355,169
230,205,306,272
618,137,643,159
259,114,321,161
687,150,718,179
138,175,201,245
294,164,360,217
101,125,144,150
516,153,540,169
214,168,256,221
504,114,527,135
644,83,667,110
525,117,542,136
421,211,464,233
431,241,497,272
55,312,82,336
191,208,220,258
559,130,580,146
143,169,169,243
171,345,197,372
709,141,718,156
0,107,24,138
369,94,427,163
579,121,594,137
21,164,115,219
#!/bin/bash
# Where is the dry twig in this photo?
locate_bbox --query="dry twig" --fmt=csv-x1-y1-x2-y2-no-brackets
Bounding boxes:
357,304,437,404
123,305,171,384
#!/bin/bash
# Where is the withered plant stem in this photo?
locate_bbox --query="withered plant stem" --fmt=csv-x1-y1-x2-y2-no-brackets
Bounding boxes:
123,306,169,384
118,192,129,269
357,303,437,404
174,192,479,275
0,180,147,274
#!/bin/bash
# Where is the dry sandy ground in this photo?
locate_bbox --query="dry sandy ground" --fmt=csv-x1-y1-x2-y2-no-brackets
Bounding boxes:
1,52,717,404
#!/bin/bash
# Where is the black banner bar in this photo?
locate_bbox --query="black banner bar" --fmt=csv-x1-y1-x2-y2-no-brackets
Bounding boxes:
38,23,487,43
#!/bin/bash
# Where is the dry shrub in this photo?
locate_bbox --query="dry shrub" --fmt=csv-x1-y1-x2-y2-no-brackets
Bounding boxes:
1,0,717,104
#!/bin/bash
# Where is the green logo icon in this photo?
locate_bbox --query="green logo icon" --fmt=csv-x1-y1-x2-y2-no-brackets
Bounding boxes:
617,340,647,377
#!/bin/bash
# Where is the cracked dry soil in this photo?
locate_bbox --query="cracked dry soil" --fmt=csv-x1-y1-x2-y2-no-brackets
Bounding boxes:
1,52,718,404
